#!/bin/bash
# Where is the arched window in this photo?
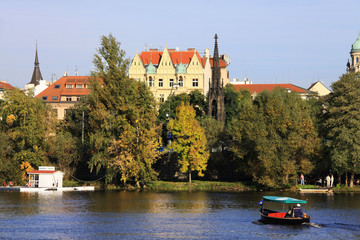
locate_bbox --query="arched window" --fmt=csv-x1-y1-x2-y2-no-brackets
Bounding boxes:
148,77,154,87
211,100,217,119
179,77,184,87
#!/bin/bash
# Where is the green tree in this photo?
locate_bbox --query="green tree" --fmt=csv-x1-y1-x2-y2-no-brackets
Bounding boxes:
324,73,360,187
87,34,161,186
228,88,321,188
169,102,209,183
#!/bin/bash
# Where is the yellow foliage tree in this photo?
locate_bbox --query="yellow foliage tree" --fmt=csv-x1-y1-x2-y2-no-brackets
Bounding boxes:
169,102,209,183
20,161,34,184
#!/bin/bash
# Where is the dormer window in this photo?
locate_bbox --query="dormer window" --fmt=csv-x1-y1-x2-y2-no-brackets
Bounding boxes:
42,96,48,101
54,84,60,89
66,84,73,89
52,96,58,100
76,84,84,89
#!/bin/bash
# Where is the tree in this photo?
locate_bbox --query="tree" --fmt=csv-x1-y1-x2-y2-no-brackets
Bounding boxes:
228,88,321,188
0,89,54,184
324,73,360,187
169,102,209,183
87,34,161,186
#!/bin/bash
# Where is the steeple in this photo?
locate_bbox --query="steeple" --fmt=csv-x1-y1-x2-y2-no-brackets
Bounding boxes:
29,43,43,85
207,34,225,124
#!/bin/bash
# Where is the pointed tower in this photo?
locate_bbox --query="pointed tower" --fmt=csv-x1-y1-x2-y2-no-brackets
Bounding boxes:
29,44,43,85
208,34,225,123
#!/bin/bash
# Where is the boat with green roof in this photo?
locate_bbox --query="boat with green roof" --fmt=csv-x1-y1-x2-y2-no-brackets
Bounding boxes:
259,196,311,225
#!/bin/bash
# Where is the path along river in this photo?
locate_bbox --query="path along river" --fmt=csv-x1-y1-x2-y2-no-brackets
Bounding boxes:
0,190,359,239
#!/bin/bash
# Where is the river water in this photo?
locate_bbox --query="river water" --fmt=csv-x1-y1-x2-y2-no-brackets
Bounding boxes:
0,190,359,239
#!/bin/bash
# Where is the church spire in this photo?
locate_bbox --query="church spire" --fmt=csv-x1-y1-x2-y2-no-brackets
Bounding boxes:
212,34,221,88
207,34,225,124
29,42,43,85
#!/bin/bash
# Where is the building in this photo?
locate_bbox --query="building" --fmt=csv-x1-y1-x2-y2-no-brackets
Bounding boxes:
36,76,92,120
232,83,310,99
208,34,226,123
25,46,52,95
27,166,64,188
308,81,331,96
347,33,360,73
0,81,15,100
128,42,229,103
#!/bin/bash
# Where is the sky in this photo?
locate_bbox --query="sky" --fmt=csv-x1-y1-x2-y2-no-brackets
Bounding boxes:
1,0,360,90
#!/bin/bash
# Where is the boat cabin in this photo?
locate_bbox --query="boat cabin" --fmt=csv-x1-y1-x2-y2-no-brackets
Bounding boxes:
27,166,64,188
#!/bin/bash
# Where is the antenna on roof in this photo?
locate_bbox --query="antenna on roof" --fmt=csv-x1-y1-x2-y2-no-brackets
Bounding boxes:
75,65,79,76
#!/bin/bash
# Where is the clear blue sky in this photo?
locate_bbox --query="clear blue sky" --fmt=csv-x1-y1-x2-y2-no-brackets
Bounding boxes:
1,0,360,89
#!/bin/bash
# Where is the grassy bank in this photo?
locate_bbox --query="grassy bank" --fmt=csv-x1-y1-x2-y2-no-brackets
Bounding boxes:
296,184,360,193
146,180,253,192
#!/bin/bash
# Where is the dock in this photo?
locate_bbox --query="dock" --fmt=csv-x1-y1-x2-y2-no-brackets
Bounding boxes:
299,188,333,193
0,186,95,192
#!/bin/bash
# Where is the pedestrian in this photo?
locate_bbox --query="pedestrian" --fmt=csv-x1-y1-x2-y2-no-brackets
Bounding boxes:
326,175,331,188
330,174,334,187
300,174,305,185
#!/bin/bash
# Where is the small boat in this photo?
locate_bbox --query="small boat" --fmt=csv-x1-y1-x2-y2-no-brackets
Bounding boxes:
259,196,310,225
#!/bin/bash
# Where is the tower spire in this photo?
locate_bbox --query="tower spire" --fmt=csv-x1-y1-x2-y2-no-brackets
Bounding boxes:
212,34,220,88
29,42,43,85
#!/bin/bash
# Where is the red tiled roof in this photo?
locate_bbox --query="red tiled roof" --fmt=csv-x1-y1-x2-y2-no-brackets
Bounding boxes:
140,50,204,67
232,84,308,94
0,82,15,90
35,76,95,103
27,170,57,174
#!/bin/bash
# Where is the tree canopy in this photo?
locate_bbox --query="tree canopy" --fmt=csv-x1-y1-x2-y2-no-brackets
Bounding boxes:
169,102,209,183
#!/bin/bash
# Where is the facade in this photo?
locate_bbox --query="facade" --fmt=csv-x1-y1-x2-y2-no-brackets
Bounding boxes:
0,81,15,100
208,34,226,123
347,33,360,73
27,166,64,188
308,81,331,96
35,76,92,120
128,43,229,103
232,83,310,99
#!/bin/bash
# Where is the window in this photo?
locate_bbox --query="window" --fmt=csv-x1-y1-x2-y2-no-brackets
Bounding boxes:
52,96,58,101
77,97,81,101
66,97,72,102
159,94,165,103
66,84,73,89
148,77,154,87
76,84,84,89
54,84,60,89
179,77,184,87
169,79,174,87
192,79,198,87
42,96,48,101
85,85,90,89
159,79,163,87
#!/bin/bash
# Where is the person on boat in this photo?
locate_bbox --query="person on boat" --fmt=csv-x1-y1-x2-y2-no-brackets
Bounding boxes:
294,204,303,218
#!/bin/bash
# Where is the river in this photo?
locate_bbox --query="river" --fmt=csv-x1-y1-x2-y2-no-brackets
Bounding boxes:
0,191,359,239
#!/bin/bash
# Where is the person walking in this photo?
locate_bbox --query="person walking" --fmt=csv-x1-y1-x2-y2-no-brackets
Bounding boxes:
330,174,334,187
326,175,331,188
300,174,305,185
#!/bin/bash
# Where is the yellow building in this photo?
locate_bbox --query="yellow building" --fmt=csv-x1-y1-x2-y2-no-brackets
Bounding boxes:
129,43,229,102
347,33,360,73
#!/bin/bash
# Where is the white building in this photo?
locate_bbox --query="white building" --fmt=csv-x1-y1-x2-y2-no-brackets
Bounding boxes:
27,166,64,188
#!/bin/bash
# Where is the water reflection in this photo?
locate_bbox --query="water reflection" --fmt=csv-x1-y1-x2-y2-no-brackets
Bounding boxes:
0,191,359,239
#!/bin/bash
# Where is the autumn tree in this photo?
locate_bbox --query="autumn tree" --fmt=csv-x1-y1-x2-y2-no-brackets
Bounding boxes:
87,34,161,186
324,73,360,187
0,89,54,184
169,102,209,183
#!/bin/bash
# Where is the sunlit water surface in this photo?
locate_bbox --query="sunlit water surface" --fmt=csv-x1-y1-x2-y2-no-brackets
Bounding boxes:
0,191,359,239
